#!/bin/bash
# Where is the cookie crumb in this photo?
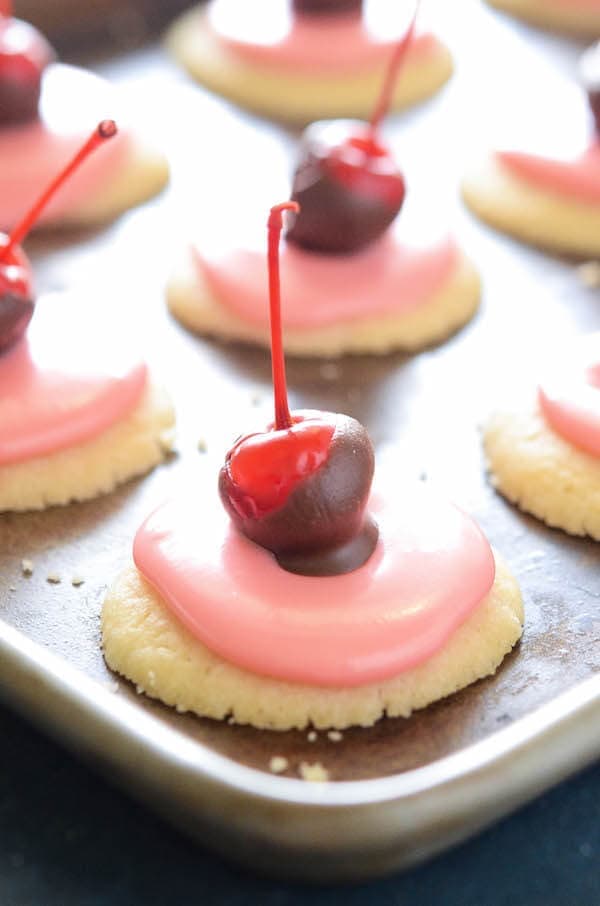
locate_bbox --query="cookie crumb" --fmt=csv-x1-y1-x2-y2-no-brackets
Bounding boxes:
46,573,61,585
227,715,236,725
577,261,600,288
299,762,329,783
104,680,119,694
269,756,289,774
9,585,16,592
327,730,343,742
71,575,85,587
21,559,34,576
197,437,208,453
307,730,318,742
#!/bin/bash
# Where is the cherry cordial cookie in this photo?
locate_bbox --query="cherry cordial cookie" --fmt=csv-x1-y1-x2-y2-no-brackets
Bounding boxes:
484,334,600,541
168,19,480,357
166,0,453,124
103,203,523,732
0,123,175,512
0,6,168,230
485,0,600,38
463,44,600,257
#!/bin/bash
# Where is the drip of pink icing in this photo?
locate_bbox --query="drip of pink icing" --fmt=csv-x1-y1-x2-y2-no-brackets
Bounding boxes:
207,0,441,74
497,143,600,206
0,63,132,229
133,483,496,688
195,231,459,329
538,333,600,458
0,294,147,466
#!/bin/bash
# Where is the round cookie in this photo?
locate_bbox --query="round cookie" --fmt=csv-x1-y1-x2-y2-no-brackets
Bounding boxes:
165,3,453,124
462,151,600,258
102,555,523,731
484,397,600,540
167,244,481,357
0,381,174,513
485,0,600,38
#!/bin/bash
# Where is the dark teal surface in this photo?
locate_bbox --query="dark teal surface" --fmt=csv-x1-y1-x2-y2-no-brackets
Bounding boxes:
0,702,598,906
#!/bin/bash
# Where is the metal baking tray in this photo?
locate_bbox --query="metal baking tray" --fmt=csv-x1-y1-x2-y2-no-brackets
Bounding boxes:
0,1,598,881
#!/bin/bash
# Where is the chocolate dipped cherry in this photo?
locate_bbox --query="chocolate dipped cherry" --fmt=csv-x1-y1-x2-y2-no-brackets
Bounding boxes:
286,4,417,254
0,4,54,125
580,41,600,134
293,0,363,14
0,119,117,353
219,202,378,576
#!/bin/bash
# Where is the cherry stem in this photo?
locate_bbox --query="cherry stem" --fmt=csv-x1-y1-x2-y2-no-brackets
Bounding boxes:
368,1,420,139
267,201,299,431
2,119,117,258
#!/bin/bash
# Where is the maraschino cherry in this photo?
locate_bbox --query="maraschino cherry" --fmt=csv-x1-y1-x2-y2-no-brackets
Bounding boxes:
0,119,118,354
0,2,54,125
286,3,418,254
219,202,378,576
580,42,600,134
292,0,363,14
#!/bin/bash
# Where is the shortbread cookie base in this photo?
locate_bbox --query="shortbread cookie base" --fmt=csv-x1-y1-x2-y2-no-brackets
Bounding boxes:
484,400,600,540
43,138,169,230
166,6,453,124
102,556,523,731
0,382,175,512
462,153,600,258
486,0,600,37
167,248,481,356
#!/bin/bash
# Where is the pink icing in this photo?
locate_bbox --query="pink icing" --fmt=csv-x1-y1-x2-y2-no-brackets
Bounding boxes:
0,63,133,229
133,483,496,688
0,294,147,466
538,333,600,458
195,231,459,329
207,0,441,74
497,143,600,206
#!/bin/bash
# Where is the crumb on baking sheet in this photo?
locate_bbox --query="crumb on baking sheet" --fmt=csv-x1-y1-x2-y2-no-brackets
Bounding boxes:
71,575,85,587
307,730,318,742
21,559,34,576
577,261,600,288
327,730,343,742
46,573,61,584
197,437,208,453
269,756,289,774
299,762,330,783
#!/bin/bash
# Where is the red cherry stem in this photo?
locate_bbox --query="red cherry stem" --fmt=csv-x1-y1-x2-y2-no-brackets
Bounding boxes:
368,1,420,139
1,119,117,259
267,201,299,431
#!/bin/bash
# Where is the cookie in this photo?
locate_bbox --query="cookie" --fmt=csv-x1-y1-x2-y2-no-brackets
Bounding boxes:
166,4,453,124
462,151,600,258
167,245,481,356
102,555,523,731
484,398,600,540
0,381,175,512
486,0,600,38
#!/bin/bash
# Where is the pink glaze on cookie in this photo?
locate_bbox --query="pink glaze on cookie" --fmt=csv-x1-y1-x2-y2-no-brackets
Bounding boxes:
207,0,441,75
497,143,600,206
133,483,496,687
538,334,600,458
0,63,132,229
0,294,147,466
194,231,459,329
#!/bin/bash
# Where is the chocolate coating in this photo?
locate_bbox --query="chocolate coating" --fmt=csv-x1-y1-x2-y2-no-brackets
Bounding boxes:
0,294,34,353
286,120,405,255
580,42,600,134
219,413,378,575
293,0,363,14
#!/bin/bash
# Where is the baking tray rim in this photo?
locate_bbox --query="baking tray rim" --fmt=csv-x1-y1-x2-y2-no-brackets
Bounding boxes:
0,617,598,879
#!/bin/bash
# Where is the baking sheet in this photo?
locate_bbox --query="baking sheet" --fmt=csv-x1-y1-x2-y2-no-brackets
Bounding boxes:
0,0,598,879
